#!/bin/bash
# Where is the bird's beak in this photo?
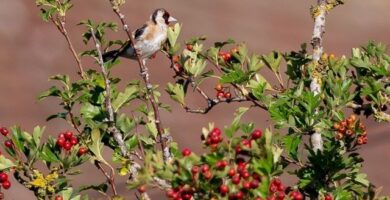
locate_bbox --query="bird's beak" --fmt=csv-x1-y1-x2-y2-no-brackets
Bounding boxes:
168,16,177,23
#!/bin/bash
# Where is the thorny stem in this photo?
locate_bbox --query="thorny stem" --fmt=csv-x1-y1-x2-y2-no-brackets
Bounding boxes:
90,27,128,158
309,0,328,153
108,2,170,162
95,161,118,196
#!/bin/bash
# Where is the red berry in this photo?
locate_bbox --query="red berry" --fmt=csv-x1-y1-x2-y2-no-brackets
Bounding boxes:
166,189,175,198
217,91,225,99
250,179,259,189
204,171,212,180
0,127,9,136
242,181,251,190
232,174,241,184
64,131,73,139
58,133,65,139
63,141,72,151
216,160,227,169
241,171,250,179
201,164,209,173
191,166,199,175
294,192,303,200
182,193,192,200
4,140,13,148
228,168,236,177
251,129,262,140
269,183,278,193
324,194,333,200
252,173,261,180
138,185,146,193
224,92,232,99
78,147,88,156
181,148,191,156
0,172,8,182
211,128,221,136
219,184,229,195
210,135,221,144
55,195,63,200
241,139,252,148
70,136,78,145
56,138,66,147
235,191,244,199
2,180,10,189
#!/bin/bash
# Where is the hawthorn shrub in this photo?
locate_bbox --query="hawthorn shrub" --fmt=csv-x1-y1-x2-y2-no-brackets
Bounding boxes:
0,0,389,199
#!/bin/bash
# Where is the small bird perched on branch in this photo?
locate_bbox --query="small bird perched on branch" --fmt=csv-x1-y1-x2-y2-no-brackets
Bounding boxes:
103,8,177,63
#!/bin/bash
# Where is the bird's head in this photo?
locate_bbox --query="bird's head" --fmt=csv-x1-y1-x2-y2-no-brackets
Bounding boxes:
151,8,177,25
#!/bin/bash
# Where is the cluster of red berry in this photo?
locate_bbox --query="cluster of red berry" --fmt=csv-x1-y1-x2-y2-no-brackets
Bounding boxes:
235,129,262,154
218,47,238,63
215,84,232,100
0,172,11,190
268,178,304,200
0,127,13,150
166,185,195,200
333,115,367,145
202,127,223,149
56,131,88,156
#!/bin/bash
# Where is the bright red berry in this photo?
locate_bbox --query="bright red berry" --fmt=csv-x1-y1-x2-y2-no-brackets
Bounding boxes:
70,136,78,145
324,194,333,200
4,140,13,148
56,138,66,147
216,160,227,169
0,127,9,136
219,184,229,195
63,141,72,151
78,147,88,156
217,91,225,99
64,131,73,139
2,180,10,189
182,148,191,157
201,164,209,173
251,129,262,140
228,168,236,177
242,181,251,190
58,133,65,139
0,172,8,182
55,195,63,200
191,166,199,174
224,92,232,99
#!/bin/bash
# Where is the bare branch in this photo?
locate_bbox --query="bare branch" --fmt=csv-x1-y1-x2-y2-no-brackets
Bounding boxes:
95,161,118,196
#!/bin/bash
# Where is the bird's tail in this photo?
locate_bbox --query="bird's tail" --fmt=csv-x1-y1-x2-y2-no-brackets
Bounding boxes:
102,50,120,63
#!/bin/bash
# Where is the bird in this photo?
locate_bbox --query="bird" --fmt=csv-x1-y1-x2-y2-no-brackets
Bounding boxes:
103,8,177,64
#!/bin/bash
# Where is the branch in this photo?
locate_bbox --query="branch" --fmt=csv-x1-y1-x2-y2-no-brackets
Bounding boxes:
108,2,170,162
309,0,328,152
95,161,118,196
90,27,128,158
51,0,86,79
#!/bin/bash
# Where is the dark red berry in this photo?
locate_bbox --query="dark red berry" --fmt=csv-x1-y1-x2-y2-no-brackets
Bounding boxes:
201,164,209,173
0,172,8,182
56,138,66,147
217,91,225,99
251,129,262,140
242,181,251,190
224,92,232,99
235,191,244,199
4,140,13,148
64,131,73,139
191,166,199,174
250,179,259,189
78,147,88,156
219,185,229,195
2,180,10,189
216,160,228,169
0,127,9,136
232,174,241,184
182,148,191,156
63,141,72,151
228,168,236,177
138,185,146,193
324,194,333,200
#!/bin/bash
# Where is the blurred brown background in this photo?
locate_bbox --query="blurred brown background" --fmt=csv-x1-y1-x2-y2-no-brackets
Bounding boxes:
0,0,389,199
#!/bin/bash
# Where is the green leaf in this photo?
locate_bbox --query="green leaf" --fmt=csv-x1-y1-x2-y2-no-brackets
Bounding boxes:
40,145,60,163
112,85,138,112
80,103,101,119
60,188,73,200
248,54,265,72
283,134,301,160
166,83,185,105
0,156,16,170
125,135,138,150
88,129,109,166
262,51,283,73
38,86,61,100
32,126,44,147
220,69,249,84
116,114,136,134
224,107,249,138
167,23,181,47
77,183,108,193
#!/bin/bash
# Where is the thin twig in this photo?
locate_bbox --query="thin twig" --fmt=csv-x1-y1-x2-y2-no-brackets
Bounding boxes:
95,161,118,196
90,27,129,158
108,2,170,162
51,0,86,79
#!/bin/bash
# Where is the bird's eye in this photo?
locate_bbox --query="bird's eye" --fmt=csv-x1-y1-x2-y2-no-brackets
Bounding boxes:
163,12,170,24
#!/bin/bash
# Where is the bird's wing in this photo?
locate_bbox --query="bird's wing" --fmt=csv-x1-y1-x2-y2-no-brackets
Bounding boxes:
134,24,148,41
